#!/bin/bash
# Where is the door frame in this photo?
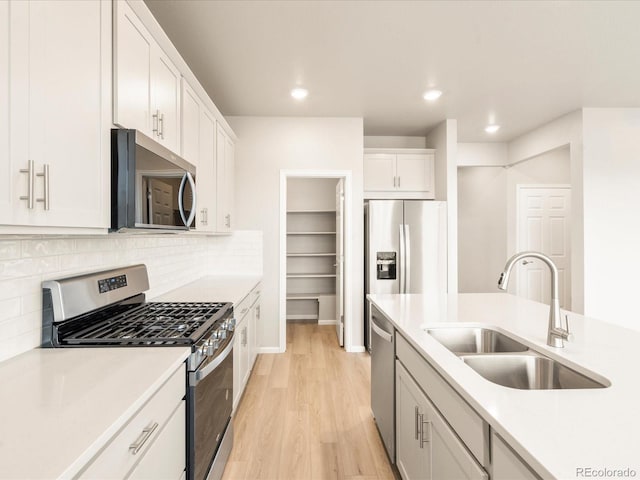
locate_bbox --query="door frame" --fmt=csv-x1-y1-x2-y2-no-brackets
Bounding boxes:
515,183,572,306
279,170,353,351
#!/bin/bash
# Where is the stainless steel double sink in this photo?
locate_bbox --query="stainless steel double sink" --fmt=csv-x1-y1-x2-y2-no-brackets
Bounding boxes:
425,327,609,390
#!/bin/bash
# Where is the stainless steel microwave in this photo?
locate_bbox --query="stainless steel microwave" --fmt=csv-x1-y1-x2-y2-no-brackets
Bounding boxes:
111,129,196,232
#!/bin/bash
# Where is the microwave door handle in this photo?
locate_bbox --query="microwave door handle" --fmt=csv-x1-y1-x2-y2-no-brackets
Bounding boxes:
178,173,189,226
184,172,197,227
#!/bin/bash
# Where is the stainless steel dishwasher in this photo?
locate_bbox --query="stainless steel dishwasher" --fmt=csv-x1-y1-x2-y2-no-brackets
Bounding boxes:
370,303,395,463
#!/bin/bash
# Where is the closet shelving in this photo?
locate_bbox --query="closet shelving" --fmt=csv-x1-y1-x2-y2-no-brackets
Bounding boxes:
286,209,337,322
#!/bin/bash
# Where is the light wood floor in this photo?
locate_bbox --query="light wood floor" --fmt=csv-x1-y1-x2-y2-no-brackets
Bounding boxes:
222,323,395,480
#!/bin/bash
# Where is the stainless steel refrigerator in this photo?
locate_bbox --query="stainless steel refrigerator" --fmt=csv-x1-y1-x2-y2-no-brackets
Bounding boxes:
364,200,448,351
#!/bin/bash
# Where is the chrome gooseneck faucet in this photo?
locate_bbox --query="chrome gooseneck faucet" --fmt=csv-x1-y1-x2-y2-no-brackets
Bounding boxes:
498,251,571,348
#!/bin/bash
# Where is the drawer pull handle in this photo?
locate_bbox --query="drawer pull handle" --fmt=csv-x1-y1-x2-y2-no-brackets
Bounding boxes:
129,422,159,455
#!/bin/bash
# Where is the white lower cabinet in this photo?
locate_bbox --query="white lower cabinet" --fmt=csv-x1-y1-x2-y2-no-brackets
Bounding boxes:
129,402,186,480
492,432,541,480
396,361,488,480
232,282,262,410
80,365,186,479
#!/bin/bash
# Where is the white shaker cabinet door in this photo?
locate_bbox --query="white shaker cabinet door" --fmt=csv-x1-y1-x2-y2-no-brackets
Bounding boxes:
364,153,396,191
396,153,434,194
25,0,109,228
396,362,430,480
215,124,234,233
0,0,15,224
196,108,217,232
492,432,540,480
128,402,186,480
151,51,181,153
114,0,152,134
181,80,201,166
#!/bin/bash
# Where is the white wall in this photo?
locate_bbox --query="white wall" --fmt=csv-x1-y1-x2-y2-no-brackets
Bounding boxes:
457,167,507,293
287,178,338,211
506,146,571,259
458,142,508,167
581,108,640,330
506,110,584,312
364,136,427,148
426,120,458,293
228,116,364,351
0,231,262,362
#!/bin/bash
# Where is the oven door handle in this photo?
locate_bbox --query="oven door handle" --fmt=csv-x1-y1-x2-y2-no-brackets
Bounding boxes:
189,338,234,387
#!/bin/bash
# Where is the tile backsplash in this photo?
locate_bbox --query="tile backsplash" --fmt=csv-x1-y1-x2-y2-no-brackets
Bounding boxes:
0,231,262,362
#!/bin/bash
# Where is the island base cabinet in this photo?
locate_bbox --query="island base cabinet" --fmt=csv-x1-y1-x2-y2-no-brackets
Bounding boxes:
491,432,541,480
396,362,488,480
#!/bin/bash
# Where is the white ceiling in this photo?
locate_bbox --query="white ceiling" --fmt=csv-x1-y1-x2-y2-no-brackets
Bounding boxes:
144,0,640,142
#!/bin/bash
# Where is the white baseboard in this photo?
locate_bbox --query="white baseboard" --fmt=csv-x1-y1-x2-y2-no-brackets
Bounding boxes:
257,346,284,354
318,319,338,326
346,345,366,353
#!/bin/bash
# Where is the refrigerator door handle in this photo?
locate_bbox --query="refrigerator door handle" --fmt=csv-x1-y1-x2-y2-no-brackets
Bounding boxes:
405,224,411,293
399,223,405,293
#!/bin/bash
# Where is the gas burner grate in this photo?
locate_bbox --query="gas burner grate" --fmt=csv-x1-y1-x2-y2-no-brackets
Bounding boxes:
61,302,230,345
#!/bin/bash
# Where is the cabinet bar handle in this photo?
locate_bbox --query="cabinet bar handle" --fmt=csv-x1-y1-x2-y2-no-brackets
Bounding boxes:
129,422,158,455
398,176,401,188
420,418,431,448
19,160,35,209
225,214,231,228
36,164,50,210
159,113,165,140
152,110,159,136
415,406,420,440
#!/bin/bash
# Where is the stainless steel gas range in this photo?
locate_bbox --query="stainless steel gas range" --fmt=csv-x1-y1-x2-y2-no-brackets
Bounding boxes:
42,264,234,480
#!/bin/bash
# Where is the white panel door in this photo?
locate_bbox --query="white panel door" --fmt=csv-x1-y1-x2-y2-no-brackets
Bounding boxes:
181,80,200,166
335,179,345,346
114,0,152,133
151,51,181,153
396,154,429,192
364,154,396,191
517,186,571,309
26,0,108,228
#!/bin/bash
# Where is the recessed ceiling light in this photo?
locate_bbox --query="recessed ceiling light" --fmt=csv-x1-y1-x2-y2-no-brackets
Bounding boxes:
485,124,501,134
423,89,443,101
291,87,308,100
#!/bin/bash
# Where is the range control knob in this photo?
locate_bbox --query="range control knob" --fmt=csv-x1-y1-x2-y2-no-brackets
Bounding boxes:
224,318,236,331
213,329,227,340
200,338,220,357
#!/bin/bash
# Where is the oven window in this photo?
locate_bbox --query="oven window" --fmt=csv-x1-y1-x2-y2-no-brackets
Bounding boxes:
190,345,233,480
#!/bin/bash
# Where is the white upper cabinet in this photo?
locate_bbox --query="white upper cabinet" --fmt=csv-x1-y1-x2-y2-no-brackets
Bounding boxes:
197,107,217,233
364,149,435,199
114,0,180,153
181,80,201,166
216,124,235,233
1,0,110,230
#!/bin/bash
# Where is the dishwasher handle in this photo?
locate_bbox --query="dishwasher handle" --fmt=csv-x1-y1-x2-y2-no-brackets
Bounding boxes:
371,317,393,343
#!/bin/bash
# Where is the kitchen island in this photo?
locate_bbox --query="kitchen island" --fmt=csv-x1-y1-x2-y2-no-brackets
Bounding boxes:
368,292,640,479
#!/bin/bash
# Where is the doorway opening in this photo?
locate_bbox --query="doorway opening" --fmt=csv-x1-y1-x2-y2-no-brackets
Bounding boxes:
279,170,352,351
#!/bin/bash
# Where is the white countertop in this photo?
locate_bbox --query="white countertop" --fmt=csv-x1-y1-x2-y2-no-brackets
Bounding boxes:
154,275,261,305
0,347,189,479
368,292,640,479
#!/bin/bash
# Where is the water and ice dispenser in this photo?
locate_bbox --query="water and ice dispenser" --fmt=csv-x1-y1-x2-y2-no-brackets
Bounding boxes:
376,252,397,280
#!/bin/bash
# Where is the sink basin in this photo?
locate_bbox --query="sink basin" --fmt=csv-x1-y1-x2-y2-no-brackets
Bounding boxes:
461,354,609,390
426,327,529,354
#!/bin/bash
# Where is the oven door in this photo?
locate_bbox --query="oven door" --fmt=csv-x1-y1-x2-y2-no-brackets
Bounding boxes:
188,338,234,480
